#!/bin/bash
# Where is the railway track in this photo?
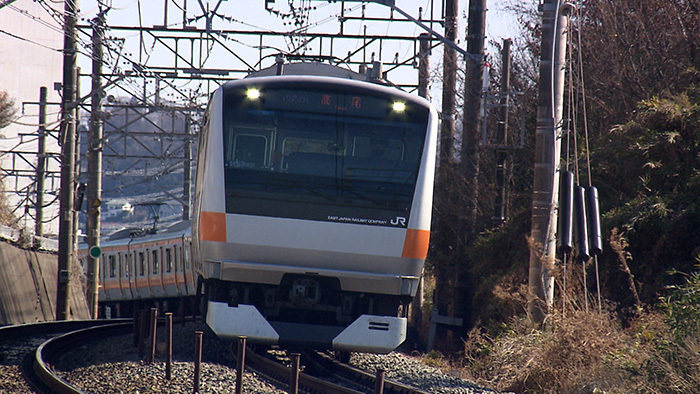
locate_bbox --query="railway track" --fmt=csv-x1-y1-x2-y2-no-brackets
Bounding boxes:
243,345,431,394
3,319,434,393
0,319,130,393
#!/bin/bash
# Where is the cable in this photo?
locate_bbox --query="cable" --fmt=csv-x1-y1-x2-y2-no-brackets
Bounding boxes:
0,28,62,52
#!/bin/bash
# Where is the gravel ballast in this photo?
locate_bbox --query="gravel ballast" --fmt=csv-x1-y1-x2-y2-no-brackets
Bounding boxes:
44,321,503,393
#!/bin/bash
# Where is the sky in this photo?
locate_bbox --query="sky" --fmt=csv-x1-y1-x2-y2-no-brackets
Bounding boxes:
75,0,521,105
0,0,522,234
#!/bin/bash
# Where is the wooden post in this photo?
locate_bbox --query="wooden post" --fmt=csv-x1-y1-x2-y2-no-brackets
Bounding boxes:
193,331,203,393
149,308,158,363
374,369,385,394
138,309,148,358
165,313,173,380
235,337,246,394
289,353,300,394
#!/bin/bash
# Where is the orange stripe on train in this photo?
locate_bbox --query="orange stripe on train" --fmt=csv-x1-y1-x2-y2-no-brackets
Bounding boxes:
200,211,226,242
401,229,430,259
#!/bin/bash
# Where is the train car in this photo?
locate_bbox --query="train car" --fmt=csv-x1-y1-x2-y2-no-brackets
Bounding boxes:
78,221,194,317
193,62,438,353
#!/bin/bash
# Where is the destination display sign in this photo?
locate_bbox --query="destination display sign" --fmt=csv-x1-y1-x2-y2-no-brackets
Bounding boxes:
264,89,392,119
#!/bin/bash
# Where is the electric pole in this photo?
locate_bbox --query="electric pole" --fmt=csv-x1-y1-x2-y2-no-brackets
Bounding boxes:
183,115,192,221
417,33,431,101
462,0,487,229
494,39,512,226
35,86,48,241
439,0,458,167
528,0,568,326
411,32,432,330
87,6,107,319
57,0,80,321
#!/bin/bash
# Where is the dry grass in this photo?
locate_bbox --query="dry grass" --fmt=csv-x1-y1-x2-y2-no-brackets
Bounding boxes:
457,308,700,393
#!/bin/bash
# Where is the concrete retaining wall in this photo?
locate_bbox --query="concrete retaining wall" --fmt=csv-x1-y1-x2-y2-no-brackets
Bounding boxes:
0,226,89,324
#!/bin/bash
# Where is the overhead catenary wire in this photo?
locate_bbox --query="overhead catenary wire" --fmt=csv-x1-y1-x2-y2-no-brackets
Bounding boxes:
5,0,431,234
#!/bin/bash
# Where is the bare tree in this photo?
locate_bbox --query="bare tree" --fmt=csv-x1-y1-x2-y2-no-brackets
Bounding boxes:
0,91,17,130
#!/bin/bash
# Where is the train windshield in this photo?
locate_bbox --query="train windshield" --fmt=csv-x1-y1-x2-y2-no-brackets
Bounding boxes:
221,82,430,227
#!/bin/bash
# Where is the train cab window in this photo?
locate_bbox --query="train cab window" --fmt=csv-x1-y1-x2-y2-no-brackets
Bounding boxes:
108,255,117,278
351,136,404,161
139,252,145,276
165,248,173,273
152,250,159,274
230,134,268,168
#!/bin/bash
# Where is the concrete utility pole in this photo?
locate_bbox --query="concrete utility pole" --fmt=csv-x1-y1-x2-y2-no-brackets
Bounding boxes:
57,0,80,321
35,87,48,240
439,0,458,167
528,0,569,326
410,32,432,329
493,39,512,225
87,6,107,319
462,0,487,229
183,115,192,221
417,33,431,101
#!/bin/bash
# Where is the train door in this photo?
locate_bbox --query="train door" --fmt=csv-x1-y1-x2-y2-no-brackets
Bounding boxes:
100,254,108,301
146,247,155,297
164,245,178,296
117,252,126,299
105,254,118,300
127,249,135,300
173,244,183,295
137,249,147,298
119,251,128,299
159,246,168,294
184,240,194,294
149,246,163,297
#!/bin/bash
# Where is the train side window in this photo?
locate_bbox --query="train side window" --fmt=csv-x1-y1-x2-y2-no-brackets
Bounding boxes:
166,248,173,273
109,255,117,278
152,249,159,274
139,252,145,276
184,244,190,270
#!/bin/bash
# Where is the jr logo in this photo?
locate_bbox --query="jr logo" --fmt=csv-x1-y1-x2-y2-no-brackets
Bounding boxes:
391,216,407,226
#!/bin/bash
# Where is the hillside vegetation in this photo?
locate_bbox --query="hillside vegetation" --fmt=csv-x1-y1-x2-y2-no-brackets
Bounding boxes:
424,0,700,392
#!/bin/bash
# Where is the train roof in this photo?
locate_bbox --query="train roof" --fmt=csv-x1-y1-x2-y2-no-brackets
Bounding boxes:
80,220,191,249
245,60,395,87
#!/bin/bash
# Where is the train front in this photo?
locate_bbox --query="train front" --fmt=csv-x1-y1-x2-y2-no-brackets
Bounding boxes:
193,75,437,353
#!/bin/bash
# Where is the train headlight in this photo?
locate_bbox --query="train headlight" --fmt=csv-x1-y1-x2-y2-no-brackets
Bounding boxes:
246,88,261,100
391,101,406,113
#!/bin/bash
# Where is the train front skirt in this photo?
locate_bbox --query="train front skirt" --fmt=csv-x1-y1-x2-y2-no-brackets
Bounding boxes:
206,301,407,353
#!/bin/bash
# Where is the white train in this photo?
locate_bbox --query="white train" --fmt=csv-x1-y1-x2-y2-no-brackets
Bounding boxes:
80,221,195,318
193,63,438,353
83,63,438,353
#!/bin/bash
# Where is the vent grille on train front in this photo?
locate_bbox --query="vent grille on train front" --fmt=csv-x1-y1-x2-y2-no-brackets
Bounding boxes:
368,321,390,331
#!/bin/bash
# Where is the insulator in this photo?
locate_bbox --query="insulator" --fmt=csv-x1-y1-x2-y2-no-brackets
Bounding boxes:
558,171,574,252
574,185,590,262
586,186,603,256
